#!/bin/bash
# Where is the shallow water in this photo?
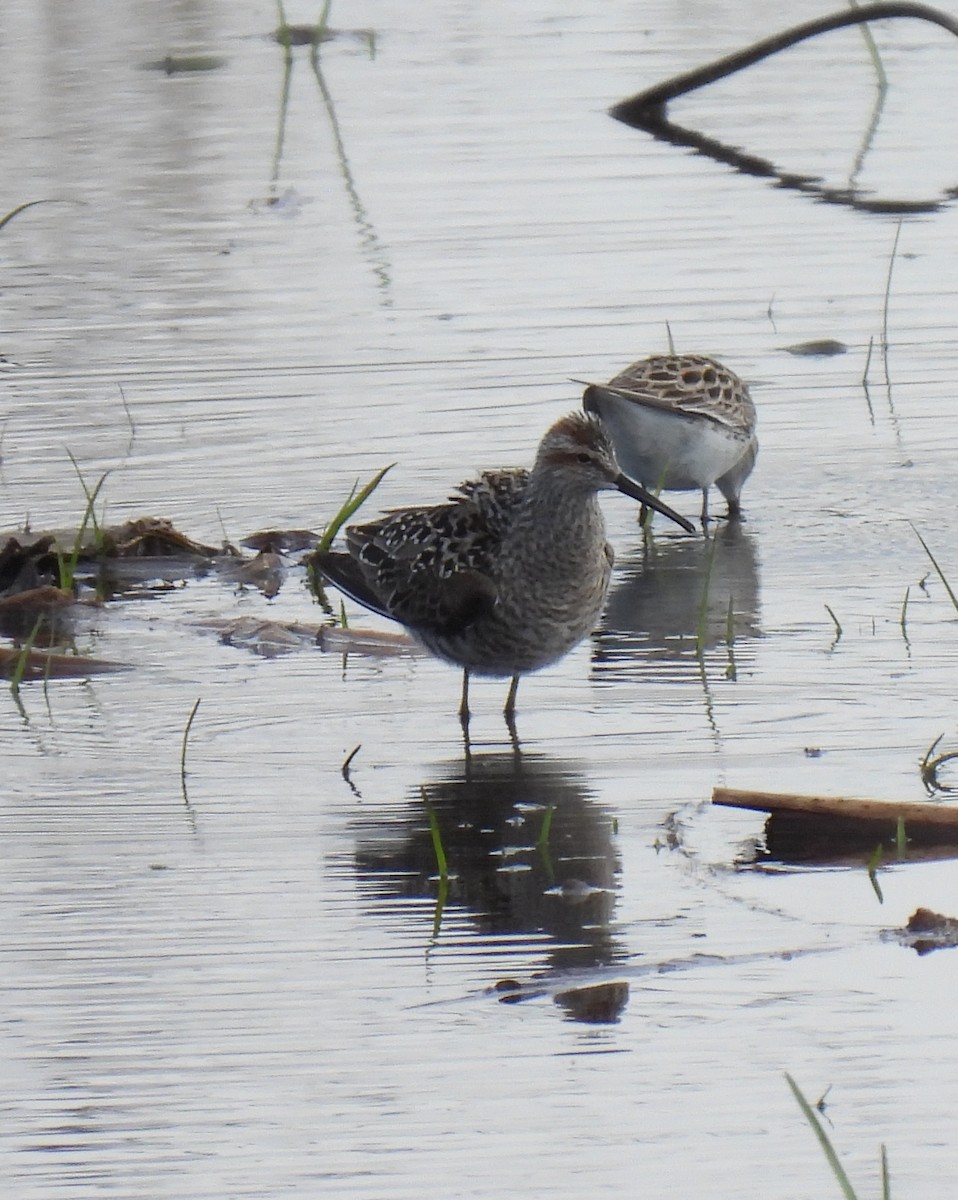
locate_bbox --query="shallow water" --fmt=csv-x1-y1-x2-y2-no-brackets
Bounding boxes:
4,1,958,1195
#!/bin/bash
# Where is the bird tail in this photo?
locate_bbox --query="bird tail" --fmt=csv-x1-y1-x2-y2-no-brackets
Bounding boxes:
311,550,393,621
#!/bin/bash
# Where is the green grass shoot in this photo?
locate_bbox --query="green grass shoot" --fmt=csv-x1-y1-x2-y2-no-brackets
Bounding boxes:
0,198,85,233
895,816,906,859
316,463,394,554
866,844,884,903
180,697,202,802
422,790,448,880
864,336,878,386
275,0,291,49
640,464,670,532
56,454,111,592
117,383,136,439
340,742,361,779
881,218,902,356
910,524,958,614
308,464,394,604
786,1074,878,1200
898,585,910,645
824,604,843,641
536,804,556,851
423,794,451,938
920,732,944,791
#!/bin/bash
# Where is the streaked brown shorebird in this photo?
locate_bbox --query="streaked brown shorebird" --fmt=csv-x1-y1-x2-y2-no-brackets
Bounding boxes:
314,411,694,731
582,353,757,525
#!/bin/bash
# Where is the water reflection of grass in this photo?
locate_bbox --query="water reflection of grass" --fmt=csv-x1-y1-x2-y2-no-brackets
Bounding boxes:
268,1,391,295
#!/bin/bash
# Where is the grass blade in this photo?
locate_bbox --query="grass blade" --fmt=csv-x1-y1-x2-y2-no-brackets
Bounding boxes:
316,463,394,553
57,453,111,591
785,1074,859,1200
180,697,202,803
10,615,45,697
910,524,958,614
866,844,884,903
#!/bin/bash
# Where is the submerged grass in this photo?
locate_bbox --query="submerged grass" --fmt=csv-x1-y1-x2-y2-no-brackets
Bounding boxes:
786,1073,890,1200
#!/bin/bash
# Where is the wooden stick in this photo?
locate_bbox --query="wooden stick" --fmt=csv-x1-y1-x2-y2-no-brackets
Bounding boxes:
712,786,958,827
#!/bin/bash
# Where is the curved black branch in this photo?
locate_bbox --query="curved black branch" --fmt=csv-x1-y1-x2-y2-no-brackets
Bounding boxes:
611,2,958,124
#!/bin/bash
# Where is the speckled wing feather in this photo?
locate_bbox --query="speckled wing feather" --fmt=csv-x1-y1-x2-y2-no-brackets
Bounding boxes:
328,468,530,635
600,354,755,433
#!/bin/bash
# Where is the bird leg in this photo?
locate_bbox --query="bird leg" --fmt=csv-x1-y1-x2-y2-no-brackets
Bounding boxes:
699,488,711,527
503,674,521,748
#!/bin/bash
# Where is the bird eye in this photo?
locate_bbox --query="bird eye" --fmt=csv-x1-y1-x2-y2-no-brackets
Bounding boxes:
576,452,592,464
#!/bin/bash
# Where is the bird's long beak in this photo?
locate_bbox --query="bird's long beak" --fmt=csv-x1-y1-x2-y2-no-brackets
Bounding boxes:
614,473,696,534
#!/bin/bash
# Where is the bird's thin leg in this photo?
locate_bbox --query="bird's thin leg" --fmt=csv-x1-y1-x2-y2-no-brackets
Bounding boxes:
458,669,471,729
638,501,650,528
700,487,710,527
504,674,520,718
503,675,521,750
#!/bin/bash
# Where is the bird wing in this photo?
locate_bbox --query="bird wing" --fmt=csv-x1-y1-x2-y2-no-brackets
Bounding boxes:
606,357,754,431
325,470,527,635
585,380,748,430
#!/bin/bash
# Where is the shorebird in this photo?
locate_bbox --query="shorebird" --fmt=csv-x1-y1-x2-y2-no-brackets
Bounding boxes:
314,411,694,730
581,353,757,525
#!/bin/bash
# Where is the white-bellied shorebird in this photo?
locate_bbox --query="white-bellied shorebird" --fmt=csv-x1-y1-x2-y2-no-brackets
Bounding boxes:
314,411,694,731
582,353,757,525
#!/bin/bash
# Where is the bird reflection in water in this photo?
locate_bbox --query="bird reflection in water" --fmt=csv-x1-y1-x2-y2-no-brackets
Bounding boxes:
351,751,629,1023
596,521,762,675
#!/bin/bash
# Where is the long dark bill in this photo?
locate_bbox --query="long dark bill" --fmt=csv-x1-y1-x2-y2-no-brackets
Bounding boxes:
614,473,696,534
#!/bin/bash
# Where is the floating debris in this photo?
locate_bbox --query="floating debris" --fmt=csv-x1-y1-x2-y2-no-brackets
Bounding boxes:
782,339,848,357
142,55,227,75
98,517,224,559
0,645,126,680
713,786,958,863
241,528,318,553
554,981,629,1024
897,908,958,956
201,616,414,659
215,549,287,599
